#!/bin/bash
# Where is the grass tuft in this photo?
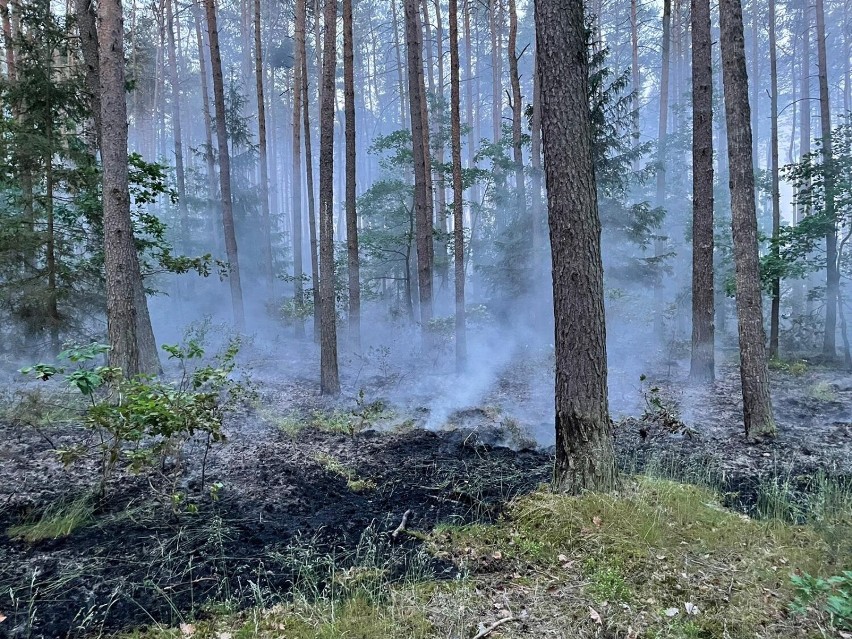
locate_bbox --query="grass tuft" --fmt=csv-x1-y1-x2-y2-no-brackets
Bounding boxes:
8,495,94,542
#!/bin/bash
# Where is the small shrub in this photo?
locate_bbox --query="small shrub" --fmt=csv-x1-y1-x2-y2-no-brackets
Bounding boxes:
791,571,852,630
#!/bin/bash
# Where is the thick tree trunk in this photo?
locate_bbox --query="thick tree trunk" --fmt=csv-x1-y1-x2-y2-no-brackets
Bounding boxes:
689,0,715,382
166,0,188,249
73,0,100,147
292,0,306,338
536,0,616,494
254,0,274,288
204,0,246,329
815,0,838,358
719,0,776,439
404,0,434,327
319,0,340,395
768,0,781,358
99,0,158,375
0,0,16,82
449,0,466,372
343,0,360,350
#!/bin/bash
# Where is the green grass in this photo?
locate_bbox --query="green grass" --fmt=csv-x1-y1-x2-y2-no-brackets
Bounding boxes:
117,475,852,639
313,453,377,493
7,494,94,542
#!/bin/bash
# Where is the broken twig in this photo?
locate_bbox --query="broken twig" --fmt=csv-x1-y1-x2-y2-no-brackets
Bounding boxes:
471,616,515,639
391,509,413,540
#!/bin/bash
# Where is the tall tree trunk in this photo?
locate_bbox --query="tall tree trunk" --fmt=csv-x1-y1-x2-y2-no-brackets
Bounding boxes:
508,0,525,214
204,0,246,329
432,0,450,288
99,0,159,375
654,0,672,337
530,56,543,277
768,0,781,358
404,0,434,327
450,0,466,372
302,42,321,342
690,0,715,382
254,0,274,288
490,0,501,143
166,0,188,249
391,0,408,128
319,0,340,395
73,0,100,147
536,0,616,494
0,0,16,82
292,0,306,338
719,0,776,439
193,7,219,252
343,0,360,349
815,0,838,358
630,0,640,155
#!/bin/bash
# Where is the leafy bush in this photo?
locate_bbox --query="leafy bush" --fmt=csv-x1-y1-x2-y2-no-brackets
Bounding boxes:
791,571,852,631
21,340,248,497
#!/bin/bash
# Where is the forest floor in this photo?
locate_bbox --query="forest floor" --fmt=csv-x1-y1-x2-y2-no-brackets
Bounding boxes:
0,338,850,638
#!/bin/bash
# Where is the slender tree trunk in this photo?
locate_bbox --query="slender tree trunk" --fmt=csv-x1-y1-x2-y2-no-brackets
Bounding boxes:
508,0,525,213
204,0,246,329
99,0,158,375
490,0,501,143
815,0,838,358
166,0,188,249
536,0,616,494
450,0,466,372
392,0,409,128
303,44,321,342
193,8,219,252
432,0,450,288
719,0,776,439
654,0,672,337
404,0,434,327
630,0,640,156
319,0,340,395
690,0,715,382
292,0,306,337
530,56,543,277
768,0,781,358
254,0,274,288
343,0,360,349
0,0,16,82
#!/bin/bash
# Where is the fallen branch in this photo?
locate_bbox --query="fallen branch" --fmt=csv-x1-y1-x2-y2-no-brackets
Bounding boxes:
471,616,515,639
391,509,413,540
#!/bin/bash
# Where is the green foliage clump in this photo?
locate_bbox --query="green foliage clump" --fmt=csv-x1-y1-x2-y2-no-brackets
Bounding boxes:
791,571,852,631
21,340,247,497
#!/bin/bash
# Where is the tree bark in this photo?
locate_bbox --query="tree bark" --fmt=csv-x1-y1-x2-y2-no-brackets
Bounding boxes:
536,0,617,493
768,0,781,358
404,0,434,327
689,0,715,382
292,0,306,338
815,0,838,358
343,0,360,350
0,0,16,82
319,0,340,395
450,0,466,372
302,41,321,343
654,0,672,337
204,0,246,329
254,0,274,288
166,0,188,249
719,0,776,439
99,0,158,375
508,0,525,214
530,56,543,277
73,0,100,147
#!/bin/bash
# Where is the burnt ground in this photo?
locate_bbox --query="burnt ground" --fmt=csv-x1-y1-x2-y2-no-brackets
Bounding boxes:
0,347,850,638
